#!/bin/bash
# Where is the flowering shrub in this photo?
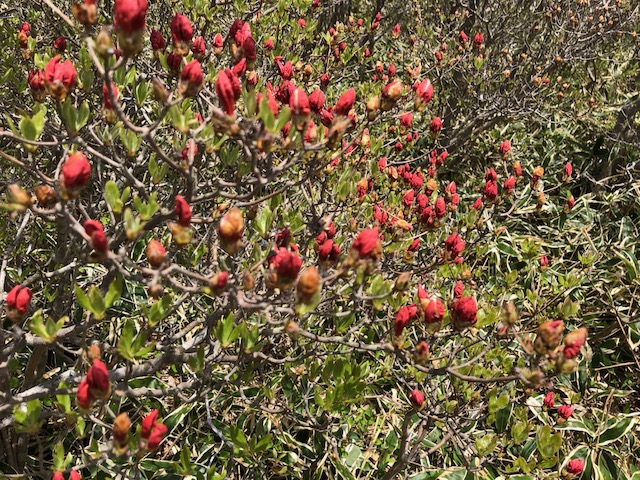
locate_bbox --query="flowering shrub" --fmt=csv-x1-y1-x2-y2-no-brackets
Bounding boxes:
1,1,640,479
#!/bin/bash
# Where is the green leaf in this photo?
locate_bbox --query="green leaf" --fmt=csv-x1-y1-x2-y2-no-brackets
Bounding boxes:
105,275,123,308
60,98,77,134
53,443,65,471
105,180,123,214
496,242,519,257
117,320,136,360
56,380,71,413
536,425,562,459
511,421,529,445
598,417,635,446
87,286,106,320
475,433,497,456
230,425,249,450
215,313,240,348
135,81,149,106
76,100,90,131
144,294,173,327
274,107,291,133
75,285,93,313
19,118,37,141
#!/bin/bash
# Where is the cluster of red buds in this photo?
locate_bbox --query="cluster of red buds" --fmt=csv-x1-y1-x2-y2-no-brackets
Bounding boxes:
52,471,81,480
5,285,32,324
533,321,588,374
76,358,111,411
345,228,382,274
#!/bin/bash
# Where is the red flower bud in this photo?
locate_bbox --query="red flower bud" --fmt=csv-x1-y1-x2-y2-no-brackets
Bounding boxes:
334,88,356,116
53,36,67,53
19,22,31,35
273,80,293,104
263,39,274,50
444,233,465,258
319,108,334,127
557,404,574,419
150,30,166,50
451,296,477,331
114,0,148,36
6,285,32,321
52,473,65,480
473,32,484,46
216,69,238,115
179,60,203,97
472,197,483,210
209,271,229,293
191,36,206,57
90,230,109,253
232,58,247,77
87,359,110,399
539,256,549,267
69,471,81,480
410,389,425,409
102,83,119,110
27,69,46,101
503,176,516,192
435,197,446,218
170,13,194,49
44,56,77,101
566,459,584,476
414,79,434,106
61,152,91,191
564,162,573,179
320,73,330,87
166,52,182,73
318,240,340,262
141,410,159,438
499,140,511,156
543,391,555,409
402,189,415,207
147,423,168,450
483,181,498,201
277,59,294,80
269,247,303,283
308,89,325,114
429,117,442,134
146,240,166,268
82,220,104,236
408,238,420,252
459,31,469,43
174,195,192,227
351,228,382,260
563,328,587,359
423,296,445,325
400,112,413,129
290,88,311,128
76,378,93,409
394,305,415,337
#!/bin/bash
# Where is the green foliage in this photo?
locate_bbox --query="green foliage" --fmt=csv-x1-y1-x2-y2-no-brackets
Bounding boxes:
1,0,640,479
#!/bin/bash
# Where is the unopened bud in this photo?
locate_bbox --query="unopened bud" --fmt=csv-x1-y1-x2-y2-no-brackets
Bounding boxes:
8,184,33,208
34,185,57,207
